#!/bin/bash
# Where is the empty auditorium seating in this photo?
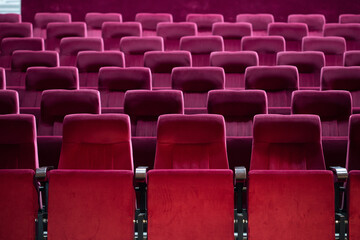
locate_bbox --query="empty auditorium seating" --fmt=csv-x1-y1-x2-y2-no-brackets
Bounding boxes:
0,23,33,42
172,67,225,112
102,22,142,50
324,23,360,50
144,50,191,88
135,13,173,36
0,90,19,114
236,14,274,36
186,13,224,35
245,65,298,114
120,36,163,67
212,22,252,51
46,22,87,51
76,51,125,87
0,13,21,23
59,37,104,66
344,50,360,66
99,67,151,112
33,12,71,38
340,14,360,23
348,171,360,240
302,36,346,66
156,22,197,50
288,14,325,36
207,89,267,136
180,36,224,66
124,90,184,136
347,115,360,171
210,51,258,89
85,12,122,37
277,51,325,89
241,36,285,65
268,23,308,51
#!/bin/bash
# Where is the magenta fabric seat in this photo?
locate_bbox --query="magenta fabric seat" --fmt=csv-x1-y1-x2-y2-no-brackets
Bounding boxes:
120,36,163,67
102,22,142,50
212,22,252,51
245,65,299,114
348,171,360,240
172,67,225,112
0,37,44,69
0,90,19,114
135,13,173,36
39,89,100,136
302,36,346,66
0,23,33,43
291,90,352,136
344,50,360,66
207,89,267,136
34,13,71,38
347,115,360,171
144,50,191,89
248,170,334,240
324,23,360,50
186,13,224,35
124,90,184,136
85,12,122,37
268,23,309,51
156,22,197,50
277,51,325,89
7,50,59,86
340,14,360,23
241,36,285,66
59,37,104,66
46,22,87,51
210,51,258,89
236,14,274,36
0,67,4,89
321,66,360,113
288,14,325,36
180,36,224,66
76,51,125,87
99,67,151,111
0,13,21,23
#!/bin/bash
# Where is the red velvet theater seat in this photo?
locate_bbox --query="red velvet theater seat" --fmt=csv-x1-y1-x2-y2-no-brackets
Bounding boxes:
207,89,267,136
340,14,360,24
124,89,183,136
0,23,33,42
7,50,59,87
347,115,360,171
76,51,125,87
277,51,325,90
172,66,225,113
120,36,164,67
101,22,142,50
135,13,173,36
292,90,352,136
0,37,44,69
236,13,274,36
288,14,325,36
210,51,258,89
0,13,21,23
156,22,197,50
0,114,38,169
245,65,299,114
144,50,191,89
0,90,19,114
324,23,360,50
85,12,122,37
0,169,39,240
349,171,360,240
59,37,103,66
241,36,285,66
268,22,309,51
34,12,71,38
38,89,100,136
0,67,4,89
186,13,224,35
99,67,151,112
250,114,326,170
46,22,87,51
302,36,346,66
180,36,224,66
248,170,334,240
344,50,360,66
212,22,252,51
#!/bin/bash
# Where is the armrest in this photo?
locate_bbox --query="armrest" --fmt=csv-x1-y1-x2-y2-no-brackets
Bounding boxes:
234,166,246,240
135,166,148,214
330,166,348,183
35,166,54,182
135,166,148,182
234,166,247,184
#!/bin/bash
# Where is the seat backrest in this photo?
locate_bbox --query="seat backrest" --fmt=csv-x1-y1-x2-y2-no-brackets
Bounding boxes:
0,90,19,114
144,50,191,73
34,13,71,29
1,37,44,56
85,12,122,29
186,13,224,31
348,171,360,240
60,37,103,56
251,114,325,170
0,23,33,41
340,14,360,23
120,36,163,54
101,22,142,39
277,51,325,73
344,50,360,66
236,14,274,31
76,51,125,72
0,67,5,89
241,36,285,53
154,114,229,169
321,66,360,91
156,22,197,39
302,36,346,54
135,13,173,30
0,13,21,23
288,14,326,32
180,35,224,54
11,50,59,72
212,22,252,39
324,23,360,40
268,22,309,41
210,51,258,73
46,22,86,39
347,115,360,171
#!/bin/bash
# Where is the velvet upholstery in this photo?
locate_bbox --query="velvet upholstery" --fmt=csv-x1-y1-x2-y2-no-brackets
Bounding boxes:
324,23,360,50
288,14,325,36
344,50,360,66
0,13,21,23
135,13,173,36
212,22,252,51
102,22,142,50
207,89,267,136
248,170,334,240
85,12,122,37
0,114,38,169
58,114,133,170
347,115,360,171
34,12,71,38
0,23,32,42
291,90,352,136
340,14,360,24
0,169,38,240
147,169,233,240
0,67,5,89
124,90,183,136
349,171,360,240
46,22,87,51
186,13,224,33
154,114,228,169
251,114,325,170
156,22,197,50
0,90,19,114
48,170,135,240
236,14,274,36
241,36,285,66
268,23,309,51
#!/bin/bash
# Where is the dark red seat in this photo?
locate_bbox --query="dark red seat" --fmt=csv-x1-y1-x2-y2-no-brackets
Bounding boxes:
348,170,360,239
268,22,309,51
0,90,19,114
236,14,274,36
288,14,325,36
34,12,71,38
156,22,197,50
212,22,252,51
46,22,87,51
102,22,142,50
135,13,173,36
324,23,360,50
0,23,33,42
186,13,224,35
85,12,122,37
